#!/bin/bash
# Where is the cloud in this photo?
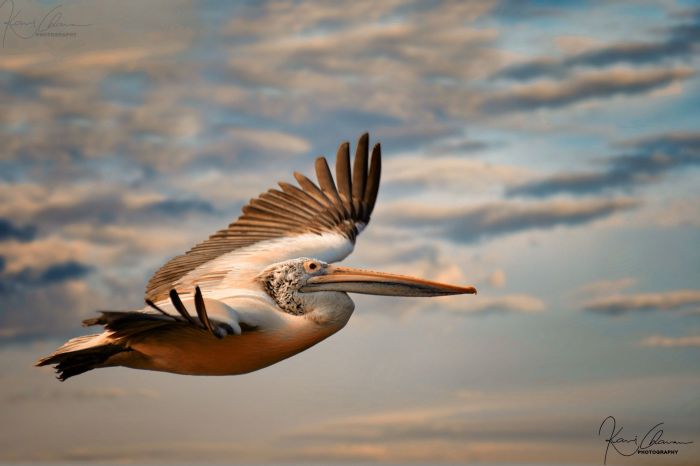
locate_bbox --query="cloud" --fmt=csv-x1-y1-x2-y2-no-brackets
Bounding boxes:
493,9,700,81
385,197,638,243
0,180,242,345
0,234,116,274
36,261,92,284
31,193,218,229
0,260,92,295
0,279,109,344
283,375,700,464
0,258,94,342
6,387,160,403
5,372,697,464
641,335,700,348
0,1,195,62
487,269,506,288
100,71,152,106
0,217,37,242
584,290,700,315
383,156,534,193
481,67,693,114
429,137,491,154
228,128,311,156
508,131,700,197
0,80,206,177
638,198,700,228
436,293,546,315
0,70,57,98
0,3,203,183
139,198,217,217
8,439,250,463
216,0,503,143
576,277,637,297
490,0,591,20
0,181,240,346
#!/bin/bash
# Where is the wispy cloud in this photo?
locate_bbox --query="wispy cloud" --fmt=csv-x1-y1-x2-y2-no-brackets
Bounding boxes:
15,441,251,464
227,128,311,156
509,132,700,197
217,0,503,145
386,197,638,243
33,194,218,228
0,280,109,343
584,290,700,315
0,260,92,295
481,67,693,114
437,293,545,315
576,277,637,297
641,335,700,348
383,156,533,193
487,268,506,288
429,136,491,154
493,8,700,81
282,375,700,464
6,387,159,403
0,218,37,242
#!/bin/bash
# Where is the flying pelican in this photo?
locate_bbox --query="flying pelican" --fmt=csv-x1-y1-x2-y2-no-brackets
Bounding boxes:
37,134,477,381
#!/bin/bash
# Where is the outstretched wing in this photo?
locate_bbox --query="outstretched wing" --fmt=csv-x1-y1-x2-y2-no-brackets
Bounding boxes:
146,133,381,303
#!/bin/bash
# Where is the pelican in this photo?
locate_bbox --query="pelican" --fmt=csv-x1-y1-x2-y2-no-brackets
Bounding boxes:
37,134,477,381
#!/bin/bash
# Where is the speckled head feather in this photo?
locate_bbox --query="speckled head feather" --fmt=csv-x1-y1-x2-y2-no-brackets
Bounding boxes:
257,258,328,315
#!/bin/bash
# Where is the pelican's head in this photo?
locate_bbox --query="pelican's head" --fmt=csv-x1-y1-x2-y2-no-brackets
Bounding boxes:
258,257,476,316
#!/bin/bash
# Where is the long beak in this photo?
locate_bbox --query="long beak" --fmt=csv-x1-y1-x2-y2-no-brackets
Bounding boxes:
300,265,477,297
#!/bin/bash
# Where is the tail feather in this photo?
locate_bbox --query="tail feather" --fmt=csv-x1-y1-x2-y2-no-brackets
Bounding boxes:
36,335,130,381
38,304,217,381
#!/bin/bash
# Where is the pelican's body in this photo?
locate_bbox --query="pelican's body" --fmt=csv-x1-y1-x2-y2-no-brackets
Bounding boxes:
37,134,476,380
113,290,354,376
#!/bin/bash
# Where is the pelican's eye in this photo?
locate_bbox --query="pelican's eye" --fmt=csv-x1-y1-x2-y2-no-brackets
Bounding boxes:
304,260,321,274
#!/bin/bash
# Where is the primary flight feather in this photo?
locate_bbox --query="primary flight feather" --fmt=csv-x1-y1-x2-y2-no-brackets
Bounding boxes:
37,134,476,381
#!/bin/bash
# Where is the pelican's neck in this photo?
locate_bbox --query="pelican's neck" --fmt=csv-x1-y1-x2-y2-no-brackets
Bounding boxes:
302,291,355,328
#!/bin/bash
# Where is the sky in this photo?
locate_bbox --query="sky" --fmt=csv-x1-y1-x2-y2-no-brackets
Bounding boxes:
1,0,699,464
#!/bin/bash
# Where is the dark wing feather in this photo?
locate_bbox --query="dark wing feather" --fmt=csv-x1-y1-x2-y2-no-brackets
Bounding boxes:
365,142,382,215
145,133,381,303
82,311,240,342
315,157,345,217
85,287,248,341
352,133,369,217
335,142,353,217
